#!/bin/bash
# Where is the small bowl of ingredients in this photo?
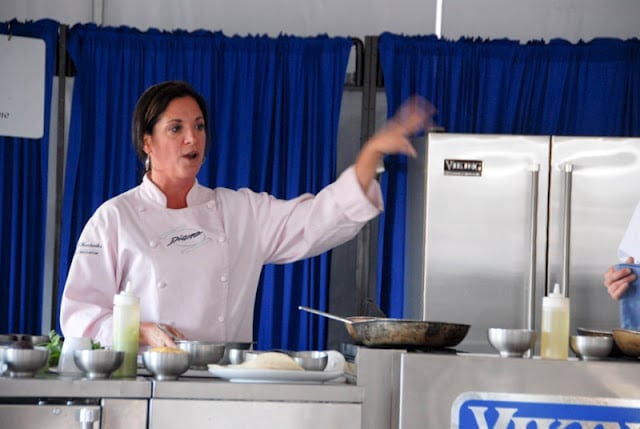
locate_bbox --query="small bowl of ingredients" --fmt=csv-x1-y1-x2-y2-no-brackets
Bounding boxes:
3,340,50,378
176,340,226,369
73,349,124,379
143,347,191,380
292,351,328,371
570,335,613,360
487,328,537,358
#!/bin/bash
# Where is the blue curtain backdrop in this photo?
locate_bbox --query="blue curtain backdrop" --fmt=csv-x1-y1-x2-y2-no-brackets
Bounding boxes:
377,33,640,317
59,24,351,350
0,19,59,334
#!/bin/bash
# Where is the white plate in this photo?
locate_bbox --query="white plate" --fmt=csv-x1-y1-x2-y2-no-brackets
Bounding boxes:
208,366,344,383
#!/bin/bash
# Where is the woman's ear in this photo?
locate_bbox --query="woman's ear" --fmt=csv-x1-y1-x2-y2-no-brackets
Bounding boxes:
143,134,152,155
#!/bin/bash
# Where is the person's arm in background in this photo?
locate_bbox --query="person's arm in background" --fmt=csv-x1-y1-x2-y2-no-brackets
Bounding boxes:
604,256,637,300
604,201,640,300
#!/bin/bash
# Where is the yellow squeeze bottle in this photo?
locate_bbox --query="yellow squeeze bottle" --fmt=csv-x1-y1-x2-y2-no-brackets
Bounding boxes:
112,282,140,377
540,283,570,360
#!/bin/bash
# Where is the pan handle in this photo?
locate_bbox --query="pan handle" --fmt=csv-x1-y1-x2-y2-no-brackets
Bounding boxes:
298,306,353,324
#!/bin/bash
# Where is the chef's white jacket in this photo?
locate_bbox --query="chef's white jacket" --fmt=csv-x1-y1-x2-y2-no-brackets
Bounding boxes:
60,166,383,346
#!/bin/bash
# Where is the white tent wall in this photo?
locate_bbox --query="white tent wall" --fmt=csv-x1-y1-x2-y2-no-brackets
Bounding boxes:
2,0,640,42
1,0,639,345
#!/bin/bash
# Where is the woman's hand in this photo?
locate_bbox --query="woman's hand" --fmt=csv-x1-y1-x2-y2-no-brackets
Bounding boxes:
354,96,437,191
604,256,636,300
139,322,185,348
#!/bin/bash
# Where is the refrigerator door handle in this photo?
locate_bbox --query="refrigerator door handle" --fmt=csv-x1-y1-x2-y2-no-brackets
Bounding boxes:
562,163,574,298
527,165,540,334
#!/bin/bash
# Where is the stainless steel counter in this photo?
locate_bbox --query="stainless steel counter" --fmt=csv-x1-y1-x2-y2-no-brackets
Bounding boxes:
152,376,362,402
8,349,640,428
354,347,640,429
397,353,640,428
355,347,403,429
0,374,150,429
149,377,364,429
0,373,151,399
0,370,363,429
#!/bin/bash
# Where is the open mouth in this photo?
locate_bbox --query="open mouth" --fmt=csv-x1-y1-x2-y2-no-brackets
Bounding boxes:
184,152,199,160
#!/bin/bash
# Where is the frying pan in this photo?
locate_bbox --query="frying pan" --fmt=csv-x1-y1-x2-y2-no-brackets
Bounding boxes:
299,306,470,348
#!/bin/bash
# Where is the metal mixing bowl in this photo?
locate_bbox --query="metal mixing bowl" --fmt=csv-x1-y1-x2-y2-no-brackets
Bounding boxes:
577,327,623,357
0,334,18,346
612,328,640,358
487,328,537,358
142,350,191,380
570,335,613,360
176,340,225,369
219,342,253,365
3,347,49,377
73,349,124,379
227,348,252,365
25,335,50,346
241,350,271,364
292,351,328,371
0,346,7,375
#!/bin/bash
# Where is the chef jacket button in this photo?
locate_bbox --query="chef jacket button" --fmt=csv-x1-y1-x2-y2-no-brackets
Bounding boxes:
149,240,157,248
157,281,167,289
220,275,228,282
218,236,226,243
218,316,225,323
207,202,215,209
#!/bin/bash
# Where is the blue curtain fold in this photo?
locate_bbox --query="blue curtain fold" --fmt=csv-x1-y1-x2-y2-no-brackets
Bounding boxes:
0,19,59,334
377,33,640,317
60,24,351,350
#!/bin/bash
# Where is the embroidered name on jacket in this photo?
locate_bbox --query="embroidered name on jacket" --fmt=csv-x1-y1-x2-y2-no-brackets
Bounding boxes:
161,227,211,253
77,242,102,255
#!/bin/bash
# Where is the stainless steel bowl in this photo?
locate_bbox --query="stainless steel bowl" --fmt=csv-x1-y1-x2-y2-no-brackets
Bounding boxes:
292,351,328,371
142,350,191,380
176,340,226,369
577,327,623,357
73,349,124,379
241,350,270,363
227,348,253,365
5,334,49,347
570,335,613,360
219,342,253,365
0,334,18,346
26,335,50,346
4,347,49,377
487,328,537,358
0,346,7,375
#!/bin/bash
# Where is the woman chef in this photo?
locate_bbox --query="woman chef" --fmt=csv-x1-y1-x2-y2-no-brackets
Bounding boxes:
60,80,434,348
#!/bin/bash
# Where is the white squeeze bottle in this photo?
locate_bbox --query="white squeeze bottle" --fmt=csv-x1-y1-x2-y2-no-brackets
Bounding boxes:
112,282,140,377
540,283,570,360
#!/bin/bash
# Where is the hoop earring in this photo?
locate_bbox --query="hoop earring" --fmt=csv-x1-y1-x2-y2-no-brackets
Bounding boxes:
145,155,151,172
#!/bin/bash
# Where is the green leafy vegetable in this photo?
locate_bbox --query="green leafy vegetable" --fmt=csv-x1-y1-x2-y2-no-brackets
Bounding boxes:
45,330,103,368
47,330,63,367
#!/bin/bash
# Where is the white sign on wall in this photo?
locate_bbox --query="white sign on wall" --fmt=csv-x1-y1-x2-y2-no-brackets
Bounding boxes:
0,34,46,140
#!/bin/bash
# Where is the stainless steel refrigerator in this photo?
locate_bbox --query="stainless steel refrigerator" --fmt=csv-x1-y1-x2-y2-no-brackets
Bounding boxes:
405,133,640,353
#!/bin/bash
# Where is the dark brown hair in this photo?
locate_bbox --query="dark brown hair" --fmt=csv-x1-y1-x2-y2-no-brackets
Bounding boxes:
132,80,209,164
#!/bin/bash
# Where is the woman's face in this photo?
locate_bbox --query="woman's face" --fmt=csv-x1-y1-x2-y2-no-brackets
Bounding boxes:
144,96,206,184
